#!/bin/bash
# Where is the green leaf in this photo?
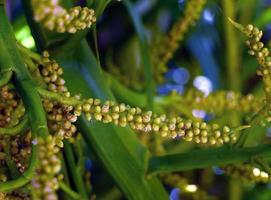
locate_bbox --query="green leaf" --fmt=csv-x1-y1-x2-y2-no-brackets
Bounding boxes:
148,145,271,175
89,0,112,18
123,0,155,109
55,41,169,200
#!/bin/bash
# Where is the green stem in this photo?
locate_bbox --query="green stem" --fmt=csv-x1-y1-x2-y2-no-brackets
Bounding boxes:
0,4,49,192
0,2,48,138
148,144,271,175
37,88,81,106
17,42,42,63
0,71,12,87
223,4,243,198
223,0,241,91
63,141,89,200
59,181,82,200
0,117,29,136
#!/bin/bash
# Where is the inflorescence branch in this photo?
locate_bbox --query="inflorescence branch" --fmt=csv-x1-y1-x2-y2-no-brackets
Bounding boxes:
31,0,96,33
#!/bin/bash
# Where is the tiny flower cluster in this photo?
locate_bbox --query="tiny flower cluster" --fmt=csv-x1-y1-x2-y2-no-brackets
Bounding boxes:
181,89,261,114
151,0,206,82
31,136,62,200
36,52,244,146
0,85,30,182
231,21,271,121
32,0,96,33
243,24,271,99
0,191,30,200
222,164,270,183
9,132,32,173
0,86,23,127
76,98,238,146
39,52,78,147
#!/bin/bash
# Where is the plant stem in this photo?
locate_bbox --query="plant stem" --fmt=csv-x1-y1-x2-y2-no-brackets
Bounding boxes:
0,117,29,136
0,71,12,87
0,3,49,191
37,88,81,106
63,141,89,200
223,0,241,92
17,42,42,63
59,181,82,200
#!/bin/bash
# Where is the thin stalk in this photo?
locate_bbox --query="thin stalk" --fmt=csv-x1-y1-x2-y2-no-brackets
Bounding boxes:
59,182,82,200
223,0,241,91
223,2,242,199
63,141,89,200
17,42,42,63
92,25,101,67
37,88,81,106
0,71,12,87
0,117,29,136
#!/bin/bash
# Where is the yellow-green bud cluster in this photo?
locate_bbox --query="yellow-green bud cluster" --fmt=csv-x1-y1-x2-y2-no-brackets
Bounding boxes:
222,164,270,183
181,89,261,114
239,23,271,119
32,0,96,33
0,191,31,200
40,51,67,94
10,132,32,173
151,0,206,82
77,99,238,146
31,136,62,200
40,52,78,147
0,132,31,176
0,86,22,127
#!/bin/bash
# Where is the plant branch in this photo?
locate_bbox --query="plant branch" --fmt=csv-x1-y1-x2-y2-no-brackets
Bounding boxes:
0,70,12,87
0,117,29,136
63,141,89,200
37,88,81,106
59,181,82,200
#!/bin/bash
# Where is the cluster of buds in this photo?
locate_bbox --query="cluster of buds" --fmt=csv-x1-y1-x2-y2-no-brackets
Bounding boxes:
76,98,239,146
40,52,78,147
222,164,270,183
243,24,271,98
0,86,23,127
32,0,96,33
231,21,271,120
40,51,67,94
151,0,206,82
0,85,30,182
181,89,261,115
0,191,30,200
9,132,32,173
31,136,62,200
